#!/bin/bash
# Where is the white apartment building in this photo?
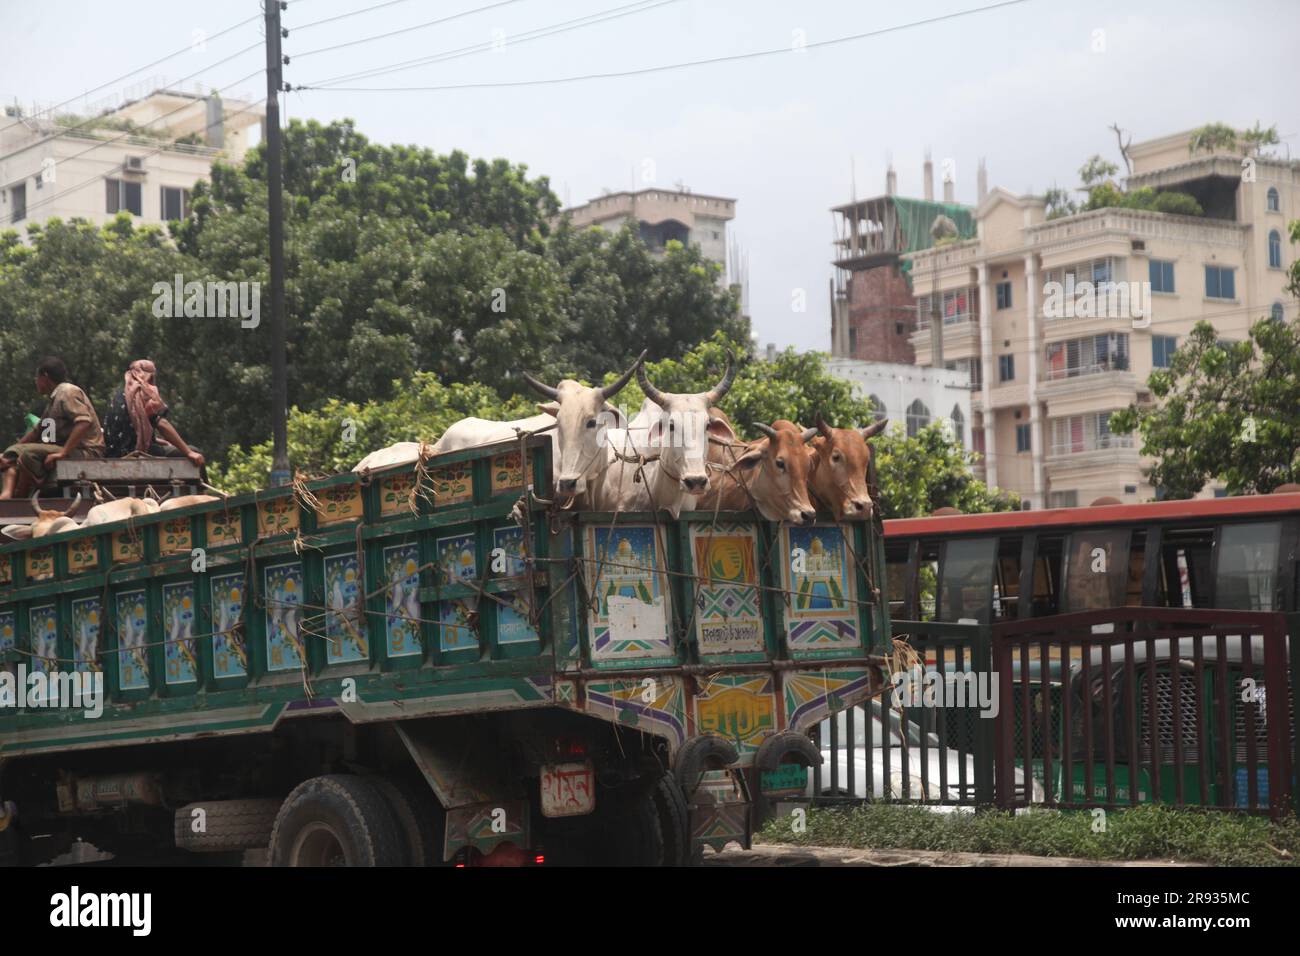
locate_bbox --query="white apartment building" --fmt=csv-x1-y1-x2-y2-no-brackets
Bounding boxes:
824,358,974,449
561,187,735,281
903,128,1299,509
1,88,264,235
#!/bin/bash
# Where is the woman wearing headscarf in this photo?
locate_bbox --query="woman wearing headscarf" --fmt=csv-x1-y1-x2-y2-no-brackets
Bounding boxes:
102,359,205,467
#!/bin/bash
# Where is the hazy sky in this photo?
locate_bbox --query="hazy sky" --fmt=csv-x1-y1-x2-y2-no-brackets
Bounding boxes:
3,0,1298,352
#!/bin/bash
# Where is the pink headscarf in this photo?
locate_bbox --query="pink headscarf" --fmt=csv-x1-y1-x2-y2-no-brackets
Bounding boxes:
125,359,166,454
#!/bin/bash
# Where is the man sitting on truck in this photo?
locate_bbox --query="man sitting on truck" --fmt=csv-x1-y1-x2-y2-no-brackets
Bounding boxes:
0,357,105,498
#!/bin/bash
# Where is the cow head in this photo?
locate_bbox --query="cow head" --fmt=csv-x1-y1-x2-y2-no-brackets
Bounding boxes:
809,416,888,520
522,351,645,495
727,421,819,524
637,354,737,495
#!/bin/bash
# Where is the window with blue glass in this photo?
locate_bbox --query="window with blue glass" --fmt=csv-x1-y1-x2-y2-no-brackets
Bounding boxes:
999,354,1015,382
1268,230,1282,269
996,281,1012,309
1205,265,1235,300
1148,259,1175,293
1152,334,1177,368
1015,424,1031,453
1267,187,1280,212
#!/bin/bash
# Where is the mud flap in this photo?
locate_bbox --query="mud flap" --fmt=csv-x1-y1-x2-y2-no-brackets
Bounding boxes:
688,770,751,854
444,800,530,861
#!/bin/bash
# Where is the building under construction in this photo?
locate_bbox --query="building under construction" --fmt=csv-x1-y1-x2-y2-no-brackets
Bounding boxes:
830,155,980,363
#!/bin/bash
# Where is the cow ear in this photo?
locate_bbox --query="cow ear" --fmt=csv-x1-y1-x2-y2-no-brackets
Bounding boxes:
861,418,888,439
537,402,561,417
707,415,736,442
735,448,763,470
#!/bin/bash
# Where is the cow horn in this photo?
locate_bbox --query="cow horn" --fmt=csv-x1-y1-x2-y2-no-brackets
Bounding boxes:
600,349,647,400
862,417,889,439
800,426,818,443
752,422,779,441
816,414,835,440
520,370,559,400
30,490,42,515
704,352,737,405
636,362,668,407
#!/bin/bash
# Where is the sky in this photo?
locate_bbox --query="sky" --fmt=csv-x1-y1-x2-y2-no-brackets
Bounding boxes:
3,0,1298,353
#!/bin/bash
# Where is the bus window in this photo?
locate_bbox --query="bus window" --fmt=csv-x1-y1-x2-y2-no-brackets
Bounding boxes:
918,543,939,621
1031,536,1064,617
885,542,912,618
993,538,1023,621
1061,529,1130,612
1215,521,1282,611
938,537,997,624
1159,528,1215,608
1125,530,1147,606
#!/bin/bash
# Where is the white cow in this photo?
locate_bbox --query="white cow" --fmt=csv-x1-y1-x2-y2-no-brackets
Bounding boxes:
3,492,84,540
82,497,160,527
354,353,646,505
586,356,737,519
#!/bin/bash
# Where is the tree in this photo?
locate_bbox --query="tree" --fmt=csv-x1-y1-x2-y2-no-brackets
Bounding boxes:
1079,155,1119,190
1043,186,1079,220
872,423,1020,519
1110,225,1300,497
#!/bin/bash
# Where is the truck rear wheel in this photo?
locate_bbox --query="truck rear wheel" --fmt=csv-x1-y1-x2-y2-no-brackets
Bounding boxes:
649,772,692,866
605,781,666,866
268,775,404,867
370,776,446,866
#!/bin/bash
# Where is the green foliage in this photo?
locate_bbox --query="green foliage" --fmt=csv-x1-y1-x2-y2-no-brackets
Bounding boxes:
1084,184,1203,217
1078,154,1119,188
759,803,1300,866
1187,121,1278,156
0,119,744,468
1043,186,1078,220
1110,274,1300,497
872,423,1020,519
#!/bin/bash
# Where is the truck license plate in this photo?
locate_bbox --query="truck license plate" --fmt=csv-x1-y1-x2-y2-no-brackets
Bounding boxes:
540,761,595,818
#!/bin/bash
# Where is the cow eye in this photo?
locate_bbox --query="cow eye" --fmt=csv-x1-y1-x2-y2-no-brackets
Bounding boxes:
776,458,786,470
831,452,842,463
586,418,597,428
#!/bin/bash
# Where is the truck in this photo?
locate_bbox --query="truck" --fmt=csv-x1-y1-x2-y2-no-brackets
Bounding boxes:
0,435,890,866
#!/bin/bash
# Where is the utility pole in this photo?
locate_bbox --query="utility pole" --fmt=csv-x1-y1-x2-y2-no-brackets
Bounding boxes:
265,0,290,486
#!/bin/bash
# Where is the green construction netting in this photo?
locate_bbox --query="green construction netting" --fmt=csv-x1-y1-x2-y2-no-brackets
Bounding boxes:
891,196,977,275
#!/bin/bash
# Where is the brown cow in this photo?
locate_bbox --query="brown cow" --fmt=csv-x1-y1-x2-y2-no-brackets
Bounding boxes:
702,418,818,524
807,417,889,520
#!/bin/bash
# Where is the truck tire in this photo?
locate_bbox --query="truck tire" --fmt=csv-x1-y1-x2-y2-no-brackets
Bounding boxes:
649,772,692,867
600,779,667,867
268,775,404,867
173,799,280,853
674,735,739,797
370,776,446,867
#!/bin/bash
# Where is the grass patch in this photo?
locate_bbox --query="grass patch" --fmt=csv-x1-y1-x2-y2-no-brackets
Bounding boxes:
760,804,1300,866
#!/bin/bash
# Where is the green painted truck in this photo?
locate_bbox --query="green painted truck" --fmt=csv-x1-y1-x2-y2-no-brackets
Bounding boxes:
0,436,889,866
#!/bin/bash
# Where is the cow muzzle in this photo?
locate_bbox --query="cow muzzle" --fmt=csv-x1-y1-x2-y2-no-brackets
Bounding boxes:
681,474,709,493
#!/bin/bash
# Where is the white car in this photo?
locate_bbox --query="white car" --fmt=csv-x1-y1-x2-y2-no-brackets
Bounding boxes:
806,699,1045,807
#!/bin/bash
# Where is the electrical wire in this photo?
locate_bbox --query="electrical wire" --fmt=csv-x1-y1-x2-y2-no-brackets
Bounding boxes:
290,0,530,59
304,0,1028,92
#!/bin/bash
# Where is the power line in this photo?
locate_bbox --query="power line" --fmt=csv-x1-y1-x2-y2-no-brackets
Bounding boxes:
293,0,419,31
291,0,531,59
307,0,1029,92
301,0,675,90
4,92,267,227
0,41,264,194
13,12,260,126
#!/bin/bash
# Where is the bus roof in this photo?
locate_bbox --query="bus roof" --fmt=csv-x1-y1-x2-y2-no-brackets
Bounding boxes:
884,492,1300,539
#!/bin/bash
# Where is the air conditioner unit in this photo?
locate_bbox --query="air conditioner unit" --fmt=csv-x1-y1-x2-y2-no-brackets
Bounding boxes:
123,156,146,174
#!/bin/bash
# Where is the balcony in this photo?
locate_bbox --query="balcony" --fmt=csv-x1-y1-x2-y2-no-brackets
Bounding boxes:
1049,433,1134,457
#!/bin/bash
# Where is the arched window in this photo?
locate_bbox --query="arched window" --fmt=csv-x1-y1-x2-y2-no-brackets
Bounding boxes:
906,399,931,438
1268,229,1283,269
1272,302,1285,323
950,405,965,447
1267,187,1280,212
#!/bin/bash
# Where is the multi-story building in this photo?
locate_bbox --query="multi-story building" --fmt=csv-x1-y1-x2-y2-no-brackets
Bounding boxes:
0,87,264,235
901,128,1299,509
562,187,735,281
